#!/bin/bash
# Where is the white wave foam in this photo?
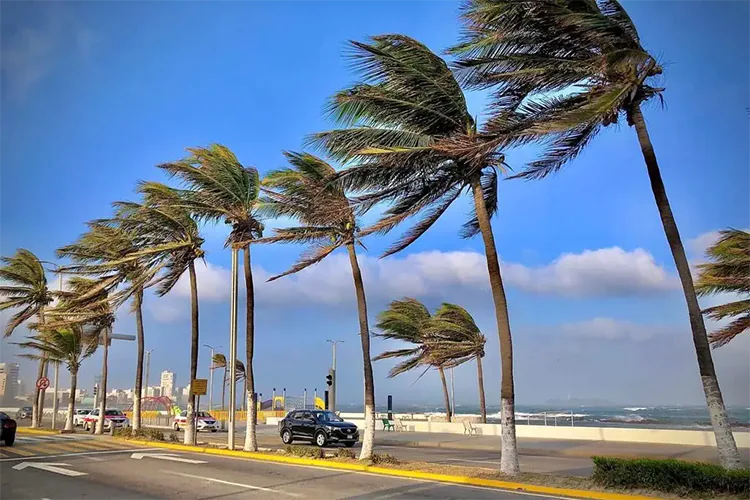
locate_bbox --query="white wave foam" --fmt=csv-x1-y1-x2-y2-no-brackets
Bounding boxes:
624,407,648,411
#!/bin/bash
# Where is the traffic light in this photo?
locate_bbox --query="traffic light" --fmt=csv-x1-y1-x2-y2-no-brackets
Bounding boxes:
326,374,332,386
93,384,98,396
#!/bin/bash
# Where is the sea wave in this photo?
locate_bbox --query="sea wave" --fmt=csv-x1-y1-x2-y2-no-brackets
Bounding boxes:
599,414,660,424
623,407,648,411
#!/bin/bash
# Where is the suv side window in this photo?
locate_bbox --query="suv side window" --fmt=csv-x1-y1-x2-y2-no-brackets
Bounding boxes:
300,411,312,421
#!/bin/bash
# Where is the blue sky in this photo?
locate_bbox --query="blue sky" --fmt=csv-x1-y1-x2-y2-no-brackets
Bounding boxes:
1,1,748,409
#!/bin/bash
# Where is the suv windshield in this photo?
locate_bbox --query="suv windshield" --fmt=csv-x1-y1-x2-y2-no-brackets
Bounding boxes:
105,410,123,416
314,411,343,422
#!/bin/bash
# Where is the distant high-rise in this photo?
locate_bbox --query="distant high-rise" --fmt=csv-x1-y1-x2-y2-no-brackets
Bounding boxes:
160,370,175,398
0,363,20,405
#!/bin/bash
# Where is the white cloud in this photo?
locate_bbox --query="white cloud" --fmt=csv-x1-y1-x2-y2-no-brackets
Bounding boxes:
558,317,678,342
687,231,721,259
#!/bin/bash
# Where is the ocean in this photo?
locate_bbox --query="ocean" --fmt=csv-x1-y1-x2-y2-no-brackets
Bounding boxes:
337,403,750,430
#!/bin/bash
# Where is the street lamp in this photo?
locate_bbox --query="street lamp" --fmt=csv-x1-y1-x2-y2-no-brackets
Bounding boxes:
203,344,222,411
144,349,154,397
326,340,344,412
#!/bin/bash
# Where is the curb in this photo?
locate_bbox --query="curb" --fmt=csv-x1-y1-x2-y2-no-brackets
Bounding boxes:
16,427,59,435
113,437,660,500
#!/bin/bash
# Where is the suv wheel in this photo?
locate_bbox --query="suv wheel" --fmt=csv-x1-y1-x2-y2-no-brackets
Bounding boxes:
281,429,293,444
315,431,327,447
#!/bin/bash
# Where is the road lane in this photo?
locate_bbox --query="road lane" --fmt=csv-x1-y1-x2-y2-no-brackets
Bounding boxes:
1,444,577,500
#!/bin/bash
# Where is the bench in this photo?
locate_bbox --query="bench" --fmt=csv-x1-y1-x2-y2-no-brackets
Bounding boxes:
463,420,478,435
381,418,394,431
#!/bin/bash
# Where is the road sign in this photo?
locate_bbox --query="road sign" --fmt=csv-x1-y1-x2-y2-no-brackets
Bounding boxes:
36,377,50,390
190,378,208,395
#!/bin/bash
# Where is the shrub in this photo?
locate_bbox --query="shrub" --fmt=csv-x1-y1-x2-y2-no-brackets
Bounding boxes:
592,456,750,496
167,432,179,442
285,445,324,459
369,453,399,465
336,448,356,459
112,427,129,437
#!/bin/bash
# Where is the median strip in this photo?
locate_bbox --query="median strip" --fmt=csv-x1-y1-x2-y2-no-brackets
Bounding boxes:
113,437,662,500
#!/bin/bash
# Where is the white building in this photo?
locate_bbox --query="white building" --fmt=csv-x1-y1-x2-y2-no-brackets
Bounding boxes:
146,386,162,397
160,370,175,398
0,363,20,404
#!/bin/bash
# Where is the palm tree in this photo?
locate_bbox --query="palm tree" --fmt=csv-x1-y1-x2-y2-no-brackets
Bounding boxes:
56,222,155,432
696,229,750,348
105,184,205,445
257,151,376,460
212,353,228,410
46,277,115,434
373,298,453,421
158,144,263,451
452,0,741,469
309,37,513,465
0,249,55,428
426,303,488,423
15,326,99,430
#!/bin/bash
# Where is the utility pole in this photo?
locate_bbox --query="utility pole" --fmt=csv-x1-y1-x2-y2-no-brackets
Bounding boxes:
51,271,63,430
326,340,344,412
144,350,154,397
228,248,239,450
203,344,221,411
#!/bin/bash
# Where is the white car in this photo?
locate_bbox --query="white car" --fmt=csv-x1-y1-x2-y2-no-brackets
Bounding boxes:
173,411,219,432
82,409,130,431
73,409,93,427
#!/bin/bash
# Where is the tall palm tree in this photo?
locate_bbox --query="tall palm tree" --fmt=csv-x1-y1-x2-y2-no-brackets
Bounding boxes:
696,229,750,348
257,151,376,460
104,184,205,445
56,222,155,432
15,326,99,430
452,0,741,469
309,37,513,465
47,277,115,434
426,303,488,423
212,353,228,410
158,144,263,451
373,298,453,421
0,249,55,428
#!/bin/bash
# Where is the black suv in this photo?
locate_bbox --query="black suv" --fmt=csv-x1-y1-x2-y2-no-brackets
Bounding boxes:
279,410,359,447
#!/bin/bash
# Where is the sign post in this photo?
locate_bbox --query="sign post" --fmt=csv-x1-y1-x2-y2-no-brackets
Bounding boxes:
36,377,50,391
190,379,208,446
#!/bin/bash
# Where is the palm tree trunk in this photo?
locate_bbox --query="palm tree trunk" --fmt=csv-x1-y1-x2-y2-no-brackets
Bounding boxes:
243,246,258,450
476,356,487,424
346,243,375,460
95,328,109,434
470,175,519,475
438,367,452,422
31,359,45,428
132,288,145,432
184,260,200,446
631,105,741,469
65,369,77,431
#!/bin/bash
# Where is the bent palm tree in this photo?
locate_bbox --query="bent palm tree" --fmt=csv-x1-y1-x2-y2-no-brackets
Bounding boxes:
696,229,750,348
426,303,488,423
0,249,55,427
452,0,741,469
373,298,453,421
310,37,515,468
106,184,205,445
257,151,376,460
212,353,228,410
57,222,155,432
16,326,99,430
158,144,263,450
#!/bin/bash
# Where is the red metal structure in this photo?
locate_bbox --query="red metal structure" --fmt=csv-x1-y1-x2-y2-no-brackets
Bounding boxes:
124,396,175,413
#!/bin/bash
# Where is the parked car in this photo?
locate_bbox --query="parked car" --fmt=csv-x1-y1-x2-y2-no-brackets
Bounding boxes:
173,411,219,432
0,412,17,446
15,406,32,420
279,410,358,447
73,409,93,427
82,409,129,431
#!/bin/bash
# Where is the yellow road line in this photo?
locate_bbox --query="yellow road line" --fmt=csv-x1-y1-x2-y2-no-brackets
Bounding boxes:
44,440,104,451
1,447,36,457
83,439,133,449
22,442,84,455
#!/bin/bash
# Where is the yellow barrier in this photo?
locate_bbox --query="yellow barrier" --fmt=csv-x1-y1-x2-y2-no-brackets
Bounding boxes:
123,409,287,424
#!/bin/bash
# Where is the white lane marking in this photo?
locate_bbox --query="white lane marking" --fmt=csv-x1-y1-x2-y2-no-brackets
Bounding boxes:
130,452,207,464
12,462,87,477
0,447,163,463
162,470,301,497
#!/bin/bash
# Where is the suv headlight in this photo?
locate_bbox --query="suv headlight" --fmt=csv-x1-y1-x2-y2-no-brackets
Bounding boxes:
325,425,334,432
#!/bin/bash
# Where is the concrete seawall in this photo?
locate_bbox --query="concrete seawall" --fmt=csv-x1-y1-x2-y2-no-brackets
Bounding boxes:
266,415,750,448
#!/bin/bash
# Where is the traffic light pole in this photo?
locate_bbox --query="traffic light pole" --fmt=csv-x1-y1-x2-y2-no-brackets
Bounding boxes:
326,340,343,412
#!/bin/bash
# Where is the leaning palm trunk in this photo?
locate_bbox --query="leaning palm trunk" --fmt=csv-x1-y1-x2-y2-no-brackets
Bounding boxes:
244,254,257,452
95,329,109,434
631,106,741,469
31,358,45,428
470,175,519,474
64,370,77,431
184,261,200,446
347,244,375,460
221,367,227,410
476,356,487,424
132,289,145,432
438,367,452,422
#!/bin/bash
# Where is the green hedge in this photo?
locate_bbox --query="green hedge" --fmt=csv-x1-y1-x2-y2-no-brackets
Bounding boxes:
592,456,750,496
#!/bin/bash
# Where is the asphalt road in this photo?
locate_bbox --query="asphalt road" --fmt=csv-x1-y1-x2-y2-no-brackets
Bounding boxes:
1,436,577,500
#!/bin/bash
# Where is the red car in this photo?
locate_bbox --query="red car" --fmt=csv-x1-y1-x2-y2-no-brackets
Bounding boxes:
82,409,129,431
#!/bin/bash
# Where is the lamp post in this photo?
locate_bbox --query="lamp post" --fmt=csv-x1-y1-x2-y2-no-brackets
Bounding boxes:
326,340,344,412
144,349,154,397
227,248,239,450
203,344,221,411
